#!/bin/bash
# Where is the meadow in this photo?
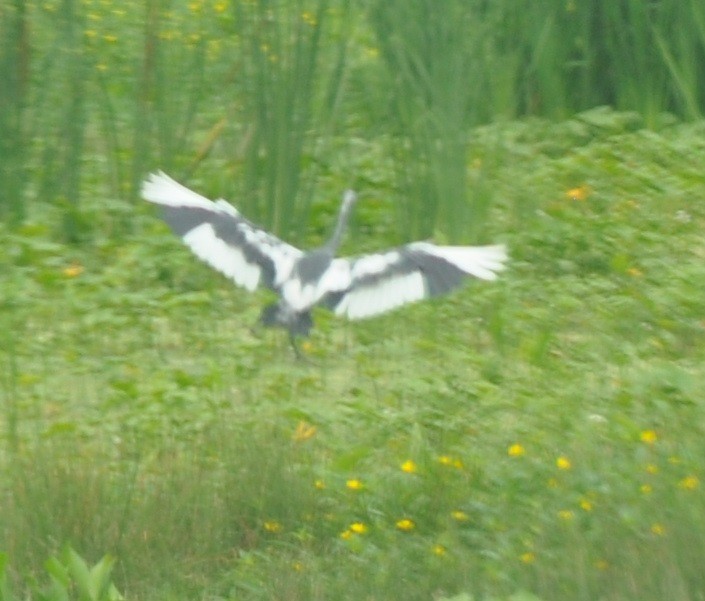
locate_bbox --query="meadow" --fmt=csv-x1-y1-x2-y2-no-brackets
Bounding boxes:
2,1,705,600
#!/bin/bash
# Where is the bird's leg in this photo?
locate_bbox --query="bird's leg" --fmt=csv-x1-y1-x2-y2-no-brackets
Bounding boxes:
289,331,304,360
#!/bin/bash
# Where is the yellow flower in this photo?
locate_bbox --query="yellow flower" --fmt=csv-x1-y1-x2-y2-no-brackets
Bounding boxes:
579,498,593,512
292,420,316,442
400,459,417,474
62,263,84,278
346,479,363,491
301,10,317,26
431,544,446,556
679,475,699,490
650,523,666,536
594,559,609,571
566,185,590,201
557,509,574,521
438,455,463,468
640,483,653,495
349,522,367,535
263,520,282,533
508,443,525,457
213,0,228,12
103,34,118,43
520,551,536,564
556,456,572,470
640,430,658,445
314,479,325,490
451,510,469,522
627,266,643,277
340,529,352,540
363,46,379,60
396,518,415,532
645,463,659,475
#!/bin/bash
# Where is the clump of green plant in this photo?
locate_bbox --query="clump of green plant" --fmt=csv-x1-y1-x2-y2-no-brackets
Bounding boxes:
0,547,121,601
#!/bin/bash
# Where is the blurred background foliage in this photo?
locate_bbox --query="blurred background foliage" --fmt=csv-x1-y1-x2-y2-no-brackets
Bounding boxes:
1,0,705,242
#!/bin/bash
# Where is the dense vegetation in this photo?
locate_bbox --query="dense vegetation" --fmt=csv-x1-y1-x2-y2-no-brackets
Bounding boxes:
2,1,705,600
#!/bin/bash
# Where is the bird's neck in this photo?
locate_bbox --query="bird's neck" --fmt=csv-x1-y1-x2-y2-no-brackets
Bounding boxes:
325,201,353,253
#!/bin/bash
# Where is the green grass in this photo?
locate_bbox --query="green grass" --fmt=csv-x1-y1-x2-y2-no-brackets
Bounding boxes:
3,1,705,598
3,113,705,600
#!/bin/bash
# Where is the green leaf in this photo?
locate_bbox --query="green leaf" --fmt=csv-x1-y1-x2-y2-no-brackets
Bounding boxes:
64,547,92,601
0,553,14,601
87,555,117,601
44,556,70,591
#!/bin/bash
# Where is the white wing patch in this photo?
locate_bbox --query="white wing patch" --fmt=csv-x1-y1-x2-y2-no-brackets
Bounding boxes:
316,259,353,298
143,171,220,211
280,259,352,312
183,223,262,291
349,252,399,279
142,172,302,292
327,243,507,321
411,242,507,280
335,271,425,319
214,198,241,217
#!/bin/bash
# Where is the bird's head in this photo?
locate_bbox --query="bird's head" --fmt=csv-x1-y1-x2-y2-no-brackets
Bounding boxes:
341,190,358,212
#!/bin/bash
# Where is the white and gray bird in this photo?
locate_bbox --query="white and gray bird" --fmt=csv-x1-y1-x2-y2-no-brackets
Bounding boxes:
142,172,507,354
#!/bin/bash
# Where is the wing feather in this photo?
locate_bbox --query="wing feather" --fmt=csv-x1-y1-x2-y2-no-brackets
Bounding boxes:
142,172,302,291
322,242,507,320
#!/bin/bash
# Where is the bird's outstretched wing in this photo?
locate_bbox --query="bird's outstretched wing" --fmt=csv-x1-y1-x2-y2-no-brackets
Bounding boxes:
142,172,303,291
320,242,507,320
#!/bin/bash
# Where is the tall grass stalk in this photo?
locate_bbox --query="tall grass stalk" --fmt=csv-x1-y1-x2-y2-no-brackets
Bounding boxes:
129,0,161,205
369,0,505,242
59,0,90,241
652,1,705,120
0,0,29,225
229,0,344,242
0,301,19,454
87,1,230,211
369,1,461,241
598,1,672,126
29,0,91,240
128,2,215,199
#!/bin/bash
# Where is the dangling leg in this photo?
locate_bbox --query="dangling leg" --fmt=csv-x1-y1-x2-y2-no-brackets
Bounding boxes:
287,311,314,360
289,331,304,360
258,303,314,359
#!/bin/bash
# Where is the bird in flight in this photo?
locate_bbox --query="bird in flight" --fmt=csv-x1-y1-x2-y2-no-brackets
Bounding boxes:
142,172,507,356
